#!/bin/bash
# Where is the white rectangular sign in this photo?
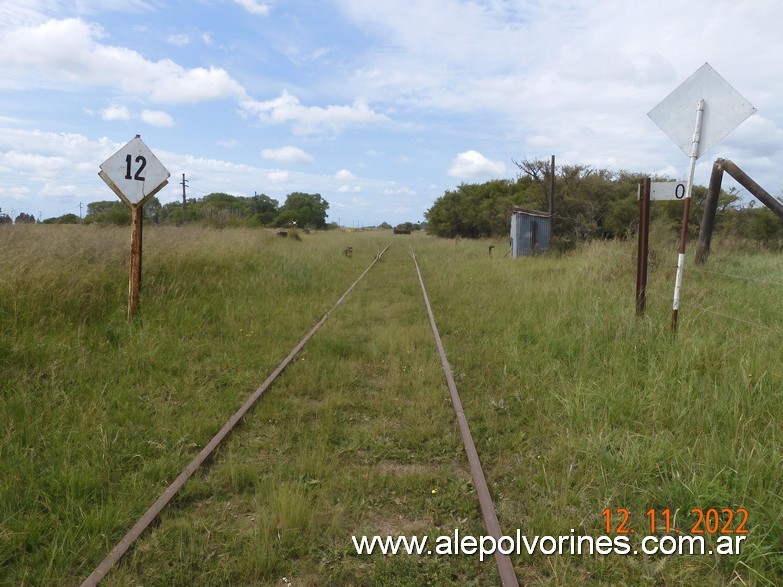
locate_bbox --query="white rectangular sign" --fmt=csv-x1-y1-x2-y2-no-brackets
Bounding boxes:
650,181,687,201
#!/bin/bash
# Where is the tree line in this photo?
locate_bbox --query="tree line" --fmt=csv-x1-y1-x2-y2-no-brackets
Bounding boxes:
424,158,783,248
0,209,34,224
36,191,331,229
13,192,423,232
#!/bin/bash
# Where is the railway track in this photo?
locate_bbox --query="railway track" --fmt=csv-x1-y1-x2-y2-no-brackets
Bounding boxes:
81,244,518,586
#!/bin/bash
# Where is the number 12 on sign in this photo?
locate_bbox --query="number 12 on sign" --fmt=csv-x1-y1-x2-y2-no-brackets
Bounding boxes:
125,154,147,181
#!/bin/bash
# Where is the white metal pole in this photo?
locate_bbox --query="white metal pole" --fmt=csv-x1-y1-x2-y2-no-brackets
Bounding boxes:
671,98,705,331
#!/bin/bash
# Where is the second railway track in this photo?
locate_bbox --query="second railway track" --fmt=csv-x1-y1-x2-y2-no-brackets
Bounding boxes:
82,243,519,586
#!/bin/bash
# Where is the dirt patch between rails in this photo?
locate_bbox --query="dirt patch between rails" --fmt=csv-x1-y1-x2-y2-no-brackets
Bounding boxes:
369,512,434,538
376,462,433,476
375,461,472,481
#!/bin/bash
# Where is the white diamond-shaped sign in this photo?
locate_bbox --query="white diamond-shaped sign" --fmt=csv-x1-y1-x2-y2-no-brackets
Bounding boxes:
648,62,756,159
99,136,170,206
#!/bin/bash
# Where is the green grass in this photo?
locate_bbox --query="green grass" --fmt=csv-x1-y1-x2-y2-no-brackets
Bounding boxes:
411,235,783,585
1,225,781,585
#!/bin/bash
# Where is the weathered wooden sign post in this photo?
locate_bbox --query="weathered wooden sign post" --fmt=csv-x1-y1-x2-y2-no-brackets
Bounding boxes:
636,179,687,316
99,135,170,320
648,63,755,331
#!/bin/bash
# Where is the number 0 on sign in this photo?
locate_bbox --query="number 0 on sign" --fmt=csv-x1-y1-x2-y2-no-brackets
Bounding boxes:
99,136,170,206
650,181,687,201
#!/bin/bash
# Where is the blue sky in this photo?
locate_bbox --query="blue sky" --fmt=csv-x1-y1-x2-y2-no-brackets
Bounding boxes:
2,0,783,226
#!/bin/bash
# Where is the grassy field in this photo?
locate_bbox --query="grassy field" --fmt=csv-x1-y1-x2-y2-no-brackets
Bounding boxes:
1,225,781,586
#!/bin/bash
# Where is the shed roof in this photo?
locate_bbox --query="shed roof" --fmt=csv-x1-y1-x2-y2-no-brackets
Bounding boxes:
511,207,551,218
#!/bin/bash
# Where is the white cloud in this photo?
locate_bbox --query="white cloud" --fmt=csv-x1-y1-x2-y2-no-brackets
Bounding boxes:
383,187,416,196
267,170,290,184
0,18,247,103
99,105,173,126
0,185,29,200
40,182,79,198
141,110,175,127
166,33,190,46
337,185,361,192
261,146,314,164
233,0,271,16
335,169,356,180
240,90,388,134
337,0,539,109
1,150,71,174
286,45,333,67
448,150,506,178
0,129,147,208
101,105,130,121
0,128,115,160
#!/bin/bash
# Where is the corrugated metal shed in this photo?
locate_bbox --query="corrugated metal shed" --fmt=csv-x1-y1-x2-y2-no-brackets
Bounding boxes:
510,207,551,257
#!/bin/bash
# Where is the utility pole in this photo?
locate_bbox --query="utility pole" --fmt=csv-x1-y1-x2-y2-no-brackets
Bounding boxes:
548,155,555,240
79,202,83,219
181,173,188,225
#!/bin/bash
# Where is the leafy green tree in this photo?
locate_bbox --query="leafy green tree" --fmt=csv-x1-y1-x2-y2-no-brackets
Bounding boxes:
189,193,252,227
0,208,10,225
727,205,783,245
160,201,184,225
85,200,131,225
276,192,329,229
156,193,275,227
425,179,530,238
426,160,656,244
250,193,279,226
14,212,36,224
512,158,552,212
425,187,465,238
144,197,163,224
42,213,80,224
274,208,299,228
512,159,646,246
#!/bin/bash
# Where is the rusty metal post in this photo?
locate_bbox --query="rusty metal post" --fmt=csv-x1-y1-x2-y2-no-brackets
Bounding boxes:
636,178,651,316
128,203,143,321
695,159,725,265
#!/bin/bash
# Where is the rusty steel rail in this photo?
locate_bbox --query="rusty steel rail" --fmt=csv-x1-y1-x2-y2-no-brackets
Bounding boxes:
410,252,519,587
81,244,390,586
